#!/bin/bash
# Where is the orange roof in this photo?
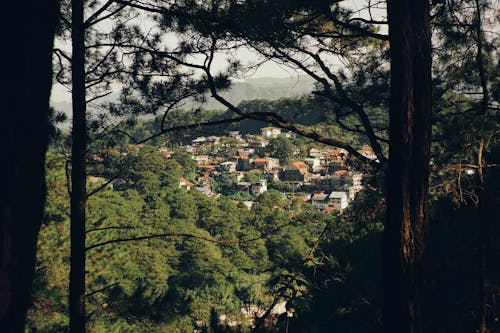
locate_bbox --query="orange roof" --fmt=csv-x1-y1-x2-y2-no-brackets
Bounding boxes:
335,170,348,176
253,158,268,163
290,195,309,201
292,162,308,169
198,165,216,170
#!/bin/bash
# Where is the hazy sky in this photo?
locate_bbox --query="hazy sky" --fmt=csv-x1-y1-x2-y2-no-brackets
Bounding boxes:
50,0,386,104
50,56,296,103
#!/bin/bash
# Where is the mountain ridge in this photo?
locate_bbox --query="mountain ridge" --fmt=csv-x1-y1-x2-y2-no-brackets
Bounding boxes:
51,76,316,116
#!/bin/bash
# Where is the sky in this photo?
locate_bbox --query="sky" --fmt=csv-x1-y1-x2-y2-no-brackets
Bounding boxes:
50,0,387,104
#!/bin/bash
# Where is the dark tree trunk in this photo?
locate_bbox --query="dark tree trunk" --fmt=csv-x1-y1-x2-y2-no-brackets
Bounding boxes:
0,1,58,331
473,2,489,331
476,139,487,333
383,1,432,332
69,0,88,332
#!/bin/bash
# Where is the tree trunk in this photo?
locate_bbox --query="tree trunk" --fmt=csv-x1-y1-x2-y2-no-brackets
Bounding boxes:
476,139,487,333
383,1,432,332
474,1,489,331
0,1,58,331
69,0,88,332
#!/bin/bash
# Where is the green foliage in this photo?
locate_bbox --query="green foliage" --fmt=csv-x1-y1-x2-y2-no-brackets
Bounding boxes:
265,136,295,162
213,171,238,196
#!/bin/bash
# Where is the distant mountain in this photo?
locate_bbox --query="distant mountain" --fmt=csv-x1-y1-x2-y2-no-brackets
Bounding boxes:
50,76,316,116
198,76,316,110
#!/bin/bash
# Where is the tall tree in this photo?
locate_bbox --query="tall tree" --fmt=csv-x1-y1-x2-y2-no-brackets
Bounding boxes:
69,0,88,331
57,1,224,330
383,1,432,332
0,1,58,331
56,1,140,330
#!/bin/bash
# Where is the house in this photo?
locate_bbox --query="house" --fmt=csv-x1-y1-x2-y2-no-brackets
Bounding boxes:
357,146,377,160
292,161,308,174
192,155,209,165
250,180,267,195
279,164,306,182
195,186,216,197
261,127,282,138
251,157,279,171
311,192,329,210
197,165,217,177
237,148,256,156
327,150,346,165
304,157,321,172
308,147,322,157
247,135,268,148
328,191,349,211
270,166,286,181
179,177,193,190
236,155,250,171
219,161,237,173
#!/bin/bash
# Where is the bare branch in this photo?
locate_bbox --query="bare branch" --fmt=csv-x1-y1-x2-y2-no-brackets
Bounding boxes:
86,226,135,234
84,0,115,27
85,282,119,298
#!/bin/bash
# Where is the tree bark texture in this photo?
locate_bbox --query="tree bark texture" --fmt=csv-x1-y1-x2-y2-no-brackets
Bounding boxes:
0,1,58,331
383,1,432,332
69,0,88,332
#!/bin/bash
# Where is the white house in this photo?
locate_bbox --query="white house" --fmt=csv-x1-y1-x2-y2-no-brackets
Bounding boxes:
250,180,268,195
192,155,209,165
328,191,349,211
261,127,282,138
219,161,237,173
304,157,321,172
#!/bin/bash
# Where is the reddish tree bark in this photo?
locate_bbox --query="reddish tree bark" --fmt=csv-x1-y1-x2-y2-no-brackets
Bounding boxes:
0,1,58,331
383,0,432,332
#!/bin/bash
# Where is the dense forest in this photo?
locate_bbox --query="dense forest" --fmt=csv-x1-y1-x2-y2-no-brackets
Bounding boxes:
0,0,499,332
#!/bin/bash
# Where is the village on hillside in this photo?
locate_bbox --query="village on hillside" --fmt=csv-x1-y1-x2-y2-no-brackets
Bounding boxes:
92,126,378,214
